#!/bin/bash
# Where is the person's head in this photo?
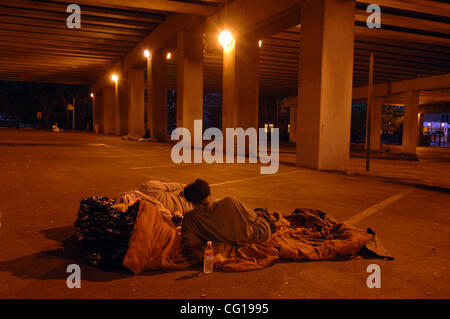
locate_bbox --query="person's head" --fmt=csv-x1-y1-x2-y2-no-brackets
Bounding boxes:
184,179,211,207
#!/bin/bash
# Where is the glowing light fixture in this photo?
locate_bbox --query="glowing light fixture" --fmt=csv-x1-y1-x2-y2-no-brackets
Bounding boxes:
112,74,118,82
144,49,150,58
166,52,172,60
258,40,262,48
90,93,94,98
219,30,233,48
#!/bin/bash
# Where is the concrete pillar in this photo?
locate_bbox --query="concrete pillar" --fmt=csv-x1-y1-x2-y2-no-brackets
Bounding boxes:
222,36,259,131
146,54,154,139
289,106,296,142
94,90,103,133
296,0,355,171
119,77,129,135
418,112,425,145
222,36,259,158
102,85,115,134
222,43,238,130
151,50,168,141
176,30,204,137
402,90,420,154
369,97,383,151
114,80,120,135
128,68,146,136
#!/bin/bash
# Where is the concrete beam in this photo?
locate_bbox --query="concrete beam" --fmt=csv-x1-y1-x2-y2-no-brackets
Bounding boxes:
419,103,450,114
352,73,450,100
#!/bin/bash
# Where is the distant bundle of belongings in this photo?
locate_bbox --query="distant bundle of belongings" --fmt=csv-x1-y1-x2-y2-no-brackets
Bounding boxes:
74,180,393,274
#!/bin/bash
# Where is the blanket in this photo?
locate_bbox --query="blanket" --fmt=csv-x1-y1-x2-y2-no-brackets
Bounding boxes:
122,201,393,274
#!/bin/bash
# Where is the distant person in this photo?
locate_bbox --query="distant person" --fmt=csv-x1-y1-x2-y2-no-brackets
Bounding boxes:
52,123,62,132
181,179,272,256
36,111,43,129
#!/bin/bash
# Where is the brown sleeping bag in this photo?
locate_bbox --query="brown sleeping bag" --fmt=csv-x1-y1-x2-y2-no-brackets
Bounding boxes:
123,202,392,274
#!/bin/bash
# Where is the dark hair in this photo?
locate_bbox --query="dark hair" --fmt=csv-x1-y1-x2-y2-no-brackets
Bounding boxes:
184,179,210,204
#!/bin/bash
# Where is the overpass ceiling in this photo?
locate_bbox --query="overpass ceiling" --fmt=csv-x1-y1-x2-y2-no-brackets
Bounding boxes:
0,0,449,99
0,0,222,84
202,0,450,97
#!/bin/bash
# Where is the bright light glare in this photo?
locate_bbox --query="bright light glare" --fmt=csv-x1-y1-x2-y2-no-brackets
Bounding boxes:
166,52,172,60
219,30,233,48
112,74,118,82
144,50,150,58
258,40,262,48
90,93,94,98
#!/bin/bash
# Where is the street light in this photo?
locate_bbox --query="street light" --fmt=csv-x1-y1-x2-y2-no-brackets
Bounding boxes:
144,49,150,58
219,30,234,49
112,74,118,82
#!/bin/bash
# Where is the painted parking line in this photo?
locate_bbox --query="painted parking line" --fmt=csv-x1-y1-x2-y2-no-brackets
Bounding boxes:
210,170,301,187
106,154,161,158
130,163,192,170
344,189,414,225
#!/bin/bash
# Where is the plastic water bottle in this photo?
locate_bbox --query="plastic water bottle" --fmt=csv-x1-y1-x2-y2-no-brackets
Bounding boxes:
203,241,214,274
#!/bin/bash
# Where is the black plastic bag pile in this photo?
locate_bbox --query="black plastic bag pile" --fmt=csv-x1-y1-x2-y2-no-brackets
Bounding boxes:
74,196,139,268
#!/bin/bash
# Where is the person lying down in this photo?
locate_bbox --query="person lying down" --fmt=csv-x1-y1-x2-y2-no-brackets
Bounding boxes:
181,179,277,257
119,180,193,224
102,178,393,273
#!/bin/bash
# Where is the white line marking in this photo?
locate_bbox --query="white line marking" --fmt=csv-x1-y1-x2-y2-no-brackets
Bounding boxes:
130,163,191,170
345,189,414,225
210,170,301,187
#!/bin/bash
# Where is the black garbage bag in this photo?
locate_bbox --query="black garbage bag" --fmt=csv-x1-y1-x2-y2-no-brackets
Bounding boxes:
74,196,139,268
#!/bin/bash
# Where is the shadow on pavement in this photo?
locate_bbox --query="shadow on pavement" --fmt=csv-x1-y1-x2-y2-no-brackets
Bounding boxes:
0,225,134,283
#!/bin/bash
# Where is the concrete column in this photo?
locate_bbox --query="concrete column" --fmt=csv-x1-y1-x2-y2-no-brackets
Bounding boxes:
102,85,115,134
296,0,355,171
222,36,259,131
222,36,259,158
369,97,383,151
289,106,296,142
151,50,168,141
119,77,129,135
402,90,420,154
176,30,204,136
94,90,103,133
114,80,120,135
222,43,238,130
128,68,146,136
146,54,154,139
418,112,425,145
